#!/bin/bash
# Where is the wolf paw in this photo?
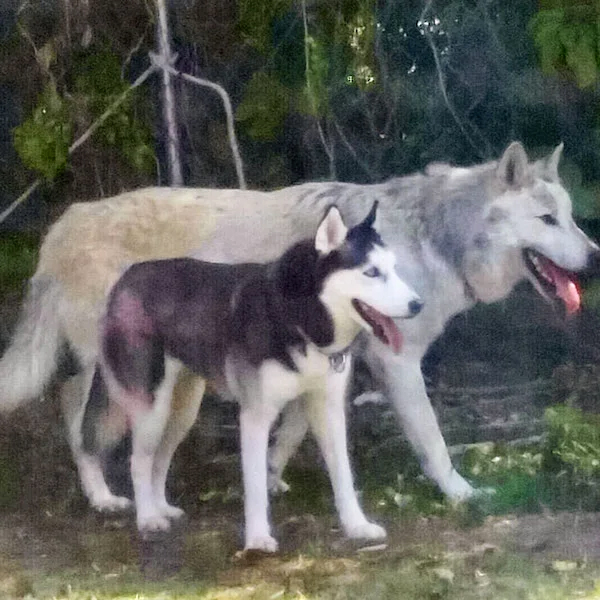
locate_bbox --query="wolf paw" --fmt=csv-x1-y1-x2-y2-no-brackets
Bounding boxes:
138,513,172,534
267,473,290,495
244,534,279,553
443,469,476,502
344,521,387,541
92,494,132,513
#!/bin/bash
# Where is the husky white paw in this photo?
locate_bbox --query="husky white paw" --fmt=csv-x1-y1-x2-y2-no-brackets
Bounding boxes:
160,504,185,520
91,494,132,513
244,534,279,553
344,521,387,541
138,513,172,533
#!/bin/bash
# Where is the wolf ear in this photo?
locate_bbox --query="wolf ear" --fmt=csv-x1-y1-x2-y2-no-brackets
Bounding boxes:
497,141,531,189
545,142,564,182
315,206,348,254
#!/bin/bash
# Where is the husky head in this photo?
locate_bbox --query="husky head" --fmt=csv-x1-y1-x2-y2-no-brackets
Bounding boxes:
460,142,600,313
315,202,423,353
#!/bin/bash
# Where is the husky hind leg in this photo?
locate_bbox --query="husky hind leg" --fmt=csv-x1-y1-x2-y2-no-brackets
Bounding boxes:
126,357,184,534
151,370,206,519
305,359,386,541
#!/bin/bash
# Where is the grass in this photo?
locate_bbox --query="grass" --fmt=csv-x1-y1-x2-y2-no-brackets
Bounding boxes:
7,433,600,600
0,232,39,291
7,536,600,600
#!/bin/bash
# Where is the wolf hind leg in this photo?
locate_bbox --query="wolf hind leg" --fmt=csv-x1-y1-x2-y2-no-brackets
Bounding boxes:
305,359,386,541
129,357,182,534
61,369,132,512
151,370,206,519
268,398,309,494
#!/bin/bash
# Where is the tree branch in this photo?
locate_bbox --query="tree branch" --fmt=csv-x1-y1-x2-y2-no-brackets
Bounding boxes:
163,65,247,190
419,0,485,158
0,63,158,226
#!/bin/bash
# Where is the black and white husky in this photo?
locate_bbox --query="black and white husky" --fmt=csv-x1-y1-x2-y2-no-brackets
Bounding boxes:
84,202,422,551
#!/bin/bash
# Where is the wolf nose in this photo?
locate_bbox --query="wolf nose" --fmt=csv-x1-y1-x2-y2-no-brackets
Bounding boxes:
408,298,424,316
587,249,600,276
580,248,600,284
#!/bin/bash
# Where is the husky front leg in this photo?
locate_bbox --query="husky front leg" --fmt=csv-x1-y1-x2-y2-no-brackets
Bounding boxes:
372,345,474,500
305,360,386,541
239,402,280,552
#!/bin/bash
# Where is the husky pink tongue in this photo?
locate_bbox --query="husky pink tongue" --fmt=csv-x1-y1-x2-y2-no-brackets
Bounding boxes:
378,314,403,353
354,300,403,353
539,256,581,315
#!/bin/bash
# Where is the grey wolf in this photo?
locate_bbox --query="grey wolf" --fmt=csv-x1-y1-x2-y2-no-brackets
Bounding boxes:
0,141,598,513
83,203,422,550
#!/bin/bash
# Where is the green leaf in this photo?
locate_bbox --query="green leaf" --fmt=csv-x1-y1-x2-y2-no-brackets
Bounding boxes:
236,71,290,140
566,27,598,88
12,85,72,180
237,0,292,54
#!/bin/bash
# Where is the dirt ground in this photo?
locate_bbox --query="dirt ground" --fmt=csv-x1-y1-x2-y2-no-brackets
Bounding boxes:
3,502,600,599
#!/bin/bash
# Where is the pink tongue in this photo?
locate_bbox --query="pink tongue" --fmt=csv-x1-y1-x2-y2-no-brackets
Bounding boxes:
379,314,403,354
541,258,581,315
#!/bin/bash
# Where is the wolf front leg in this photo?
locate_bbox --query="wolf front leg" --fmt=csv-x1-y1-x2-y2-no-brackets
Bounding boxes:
304,359,386,541
62,369,132,512
370,344,475,501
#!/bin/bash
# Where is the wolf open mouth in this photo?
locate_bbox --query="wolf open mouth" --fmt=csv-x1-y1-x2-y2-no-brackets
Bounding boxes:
522,249,581,315
352,299,402,353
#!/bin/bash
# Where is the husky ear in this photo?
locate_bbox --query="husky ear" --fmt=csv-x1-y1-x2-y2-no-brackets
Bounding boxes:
315,206,348,254
362,200,379,230
497,141,531,188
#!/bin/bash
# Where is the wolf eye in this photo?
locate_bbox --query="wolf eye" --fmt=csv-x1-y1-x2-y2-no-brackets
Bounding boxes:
539,214,558,226
363,266,381,278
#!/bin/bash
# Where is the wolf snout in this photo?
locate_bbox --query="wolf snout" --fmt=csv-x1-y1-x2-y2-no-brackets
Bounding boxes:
579,248,600,284
407,298,424,317
586,248,600,276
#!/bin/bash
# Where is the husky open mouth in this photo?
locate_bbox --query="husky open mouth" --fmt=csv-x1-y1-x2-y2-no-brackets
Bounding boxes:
352,299,402,353
522,248,581,315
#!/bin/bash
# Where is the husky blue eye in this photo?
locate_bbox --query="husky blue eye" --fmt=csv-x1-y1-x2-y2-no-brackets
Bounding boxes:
364,266,380,278
539,214,558,226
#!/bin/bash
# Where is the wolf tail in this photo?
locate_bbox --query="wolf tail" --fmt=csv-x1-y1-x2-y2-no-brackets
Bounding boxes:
0,275,66,411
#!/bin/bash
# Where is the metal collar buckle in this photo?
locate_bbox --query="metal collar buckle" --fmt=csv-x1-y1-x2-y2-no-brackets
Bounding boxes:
329,351,347,373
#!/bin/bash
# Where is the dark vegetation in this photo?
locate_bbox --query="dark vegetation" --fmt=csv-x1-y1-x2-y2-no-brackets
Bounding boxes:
2,0,600,597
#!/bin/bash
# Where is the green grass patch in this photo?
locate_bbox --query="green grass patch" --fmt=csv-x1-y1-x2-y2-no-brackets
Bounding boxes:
11,542,600,599
0,231,39,291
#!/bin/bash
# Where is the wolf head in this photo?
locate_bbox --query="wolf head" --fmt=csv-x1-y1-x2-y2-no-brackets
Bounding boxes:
457,142,600,313
315,202,423,353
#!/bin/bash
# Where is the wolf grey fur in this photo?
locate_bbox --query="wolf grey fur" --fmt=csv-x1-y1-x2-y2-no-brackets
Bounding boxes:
0,141,597,510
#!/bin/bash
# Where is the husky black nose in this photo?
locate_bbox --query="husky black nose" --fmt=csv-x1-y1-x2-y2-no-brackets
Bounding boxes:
408,299,424,316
